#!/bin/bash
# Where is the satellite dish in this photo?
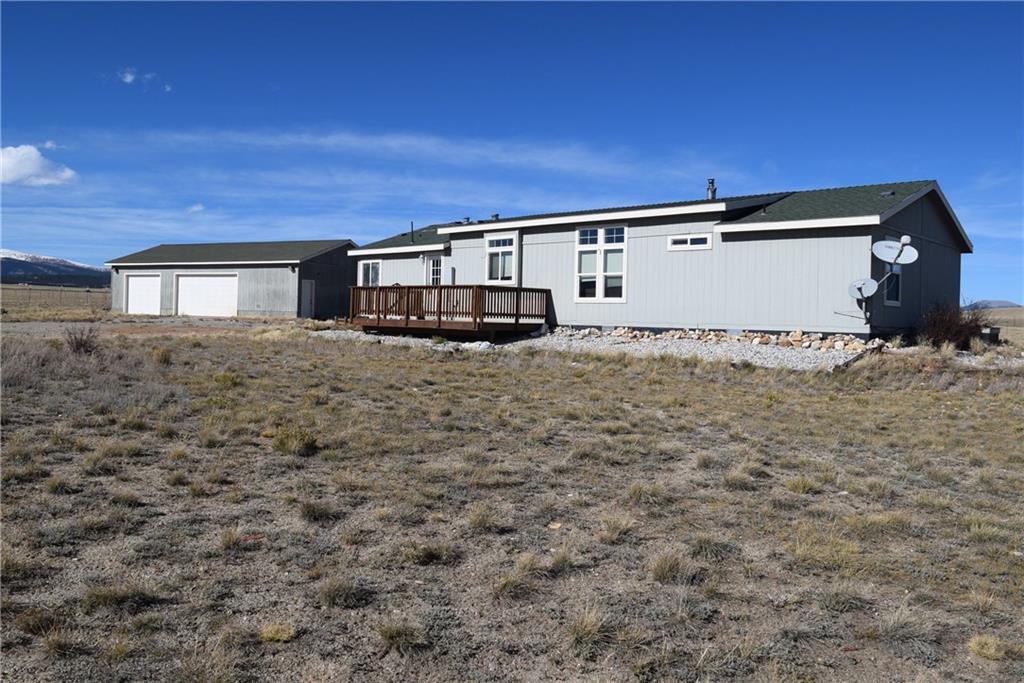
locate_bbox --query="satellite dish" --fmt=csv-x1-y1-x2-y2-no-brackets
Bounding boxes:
848,277,879,300
872,240,919,265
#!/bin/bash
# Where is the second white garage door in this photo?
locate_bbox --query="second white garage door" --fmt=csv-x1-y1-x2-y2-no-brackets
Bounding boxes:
176,274,239,317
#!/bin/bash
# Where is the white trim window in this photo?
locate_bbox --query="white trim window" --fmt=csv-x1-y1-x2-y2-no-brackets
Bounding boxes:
358,259,381,287
667,233,712,251
884,263,902,306
426,255,442,285
485,232,517,284
575,225,626,302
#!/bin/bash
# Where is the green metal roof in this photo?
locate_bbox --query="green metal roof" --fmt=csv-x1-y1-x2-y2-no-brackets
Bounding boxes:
108,239,353,265
725,180,934,224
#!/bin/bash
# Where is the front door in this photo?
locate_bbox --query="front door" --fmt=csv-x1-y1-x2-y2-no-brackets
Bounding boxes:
300,279,315,318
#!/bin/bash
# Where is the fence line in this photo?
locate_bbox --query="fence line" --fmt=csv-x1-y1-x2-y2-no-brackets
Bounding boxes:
1,284,111,309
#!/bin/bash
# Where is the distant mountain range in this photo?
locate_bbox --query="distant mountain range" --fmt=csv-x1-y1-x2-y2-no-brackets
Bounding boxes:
963,300,1021,311
1,250,110,288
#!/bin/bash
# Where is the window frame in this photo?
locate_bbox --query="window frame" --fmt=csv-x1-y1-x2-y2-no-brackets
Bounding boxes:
573,224,627,303
883,263,902,306
484,231,518,285
357,259,382,287
425,255,443,285
882,234,902,307
666,233,713,251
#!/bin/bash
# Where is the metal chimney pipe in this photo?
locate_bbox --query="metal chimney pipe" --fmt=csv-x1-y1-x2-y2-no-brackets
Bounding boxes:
707,178,717,200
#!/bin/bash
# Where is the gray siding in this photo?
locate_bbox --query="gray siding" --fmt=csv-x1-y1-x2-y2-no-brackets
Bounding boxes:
111,265,298,317
349,191,964,335
869,192,964,331
356,251,454,287
511,220,871,333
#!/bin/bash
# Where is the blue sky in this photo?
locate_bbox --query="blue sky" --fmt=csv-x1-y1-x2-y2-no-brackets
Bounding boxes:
2,2,1021,301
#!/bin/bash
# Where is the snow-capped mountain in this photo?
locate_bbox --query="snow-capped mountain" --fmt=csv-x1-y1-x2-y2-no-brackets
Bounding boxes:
1,249,110,287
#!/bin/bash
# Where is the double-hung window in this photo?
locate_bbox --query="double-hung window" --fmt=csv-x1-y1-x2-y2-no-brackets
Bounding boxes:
359,260,381,287
485,233,516,284
575,226,626,302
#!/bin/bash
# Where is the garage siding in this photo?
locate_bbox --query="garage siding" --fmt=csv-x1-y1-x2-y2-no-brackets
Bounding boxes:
111,265,298,317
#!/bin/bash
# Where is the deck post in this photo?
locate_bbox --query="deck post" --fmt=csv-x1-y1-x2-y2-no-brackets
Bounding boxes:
514,287,521,330
375,287,381,327
436,286,443,327
403,288,410,327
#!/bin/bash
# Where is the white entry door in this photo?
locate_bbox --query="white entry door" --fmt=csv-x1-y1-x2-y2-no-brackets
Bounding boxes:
176,274,239,317
300,279,316,318
125,274,161,315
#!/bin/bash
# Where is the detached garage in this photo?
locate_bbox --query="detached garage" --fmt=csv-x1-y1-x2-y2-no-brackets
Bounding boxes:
107,239,356,319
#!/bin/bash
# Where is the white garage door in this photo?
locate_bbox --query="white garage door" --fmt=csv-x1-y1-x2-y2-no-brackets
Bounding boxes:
125,274,161,315
176,274,239,317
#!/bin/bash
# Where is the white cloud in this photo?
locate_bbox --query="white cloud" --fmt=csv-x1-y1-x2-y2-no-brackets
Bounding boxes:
42,140,59,150
185,203,205,215
117,67,171,92
0,145,78,186
149,129,633,177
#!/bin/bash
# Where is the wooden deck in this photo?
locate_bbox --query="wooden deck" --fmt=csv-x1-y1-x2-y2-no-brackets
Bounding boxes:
348,285,549,335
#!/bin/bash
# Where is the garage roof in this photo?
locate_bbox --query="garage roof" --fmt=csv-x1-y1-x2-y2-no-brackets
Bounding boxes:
107,239,355,266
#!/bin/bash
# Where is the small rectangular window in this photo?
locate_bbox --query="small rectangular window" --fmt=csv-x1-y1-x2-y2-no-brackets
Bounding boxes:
578,228,598,245
667,233,712,251
884,264,902,305
604,227,624,244
488,238,513,248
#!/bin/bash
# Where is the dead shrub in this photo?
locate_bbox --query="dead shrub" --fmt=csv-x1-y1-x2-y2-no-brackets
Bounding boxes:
918,304,990,350
64,326,99,354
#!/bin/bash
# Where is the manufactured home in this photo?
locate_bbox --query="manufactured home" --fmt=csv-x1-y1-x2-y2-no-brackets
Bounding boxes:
107,240,356,319
347,180,971,336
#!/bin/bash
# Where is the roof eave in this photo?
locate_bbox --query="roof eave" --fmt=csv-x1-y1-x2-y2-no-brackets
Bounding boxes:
348,242,448,256
435,195,786,234
105,260,302,267
878,181,973,253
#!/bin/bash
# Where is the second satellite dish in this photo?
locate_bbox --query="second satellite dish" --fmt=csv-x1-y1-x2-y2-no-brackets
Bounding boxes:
848,277,879,300
871,239,919,265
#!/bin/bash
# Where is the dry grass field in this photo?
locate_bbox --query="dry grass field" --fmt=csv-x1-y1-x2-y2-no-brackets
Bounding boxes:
1,285,111,322
986,306,1024,346
2,325,1023,681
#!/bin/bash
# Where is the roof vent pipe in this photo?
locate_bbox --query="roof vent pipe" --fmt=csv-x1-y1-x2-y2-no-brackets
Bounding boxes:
409,221,415,243
706,178,717,200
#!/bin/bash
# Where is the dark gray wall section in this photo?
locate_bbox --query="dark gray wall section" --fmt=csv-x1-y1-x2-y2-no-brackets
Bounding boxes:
870,192,964,331
299,245,356,319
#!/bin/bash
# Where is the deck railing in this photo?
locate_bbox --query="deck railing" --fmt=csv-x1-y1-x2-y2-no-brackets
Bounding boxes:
349,285,548,331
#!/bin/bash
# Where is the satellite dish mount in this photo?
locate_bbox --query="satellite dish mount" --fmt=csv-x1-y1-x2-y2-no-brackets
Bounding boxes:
841,235,920,324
